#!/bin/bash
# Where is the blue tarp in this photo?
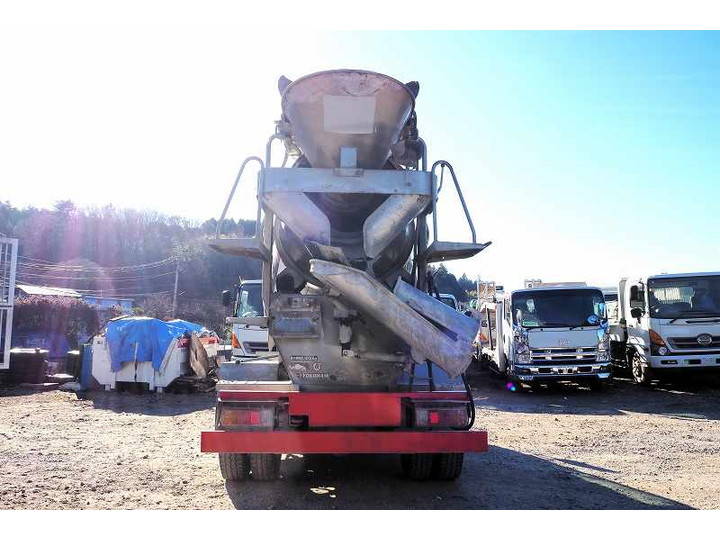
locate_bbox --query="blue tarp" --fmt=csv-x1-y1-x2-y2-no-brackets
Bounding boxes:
105,317,208,372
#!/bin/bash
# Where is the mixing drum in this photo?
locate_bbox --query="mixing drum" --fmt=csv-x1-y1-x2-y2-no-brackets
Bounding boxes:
213,69,489,390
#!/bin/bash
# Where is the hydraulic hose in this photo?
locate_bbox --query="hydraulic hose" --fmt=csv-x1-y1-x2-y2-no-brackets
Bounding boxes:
461,373,476,431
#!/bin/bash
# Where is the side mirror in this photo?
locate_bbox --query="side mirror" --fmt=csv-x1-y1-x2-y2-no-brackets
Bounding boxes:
221,290,232,307
630,307,643,320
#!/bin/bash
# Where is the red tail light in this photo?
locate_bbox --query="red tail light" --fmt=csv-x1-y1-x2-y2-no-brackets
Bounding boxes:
218,405,275,429
413,402,469,428
231,332,241,349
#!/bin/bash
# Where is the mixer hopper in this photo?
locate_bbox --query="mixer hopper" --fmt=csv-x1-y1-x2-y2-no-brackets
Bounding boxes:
280,69,417,169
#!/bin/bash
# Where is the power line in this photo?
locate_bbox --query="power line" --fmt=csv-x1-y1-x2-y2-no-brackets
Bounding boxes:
19,254,176,267
17,261,176,273
19,260,173,269
16,270,177,282
17,255,177,273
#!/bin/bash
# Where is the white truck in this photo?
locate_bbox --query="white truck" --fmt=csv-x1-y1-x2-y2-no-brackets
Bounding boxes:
477,281,611,390
609,272,720,384
601,287,619,322
221,279,269,357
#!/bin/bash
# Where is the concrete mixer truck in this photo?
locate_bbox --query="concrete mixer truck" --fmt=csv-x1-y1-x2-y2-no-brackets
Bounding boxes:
201,70,490,481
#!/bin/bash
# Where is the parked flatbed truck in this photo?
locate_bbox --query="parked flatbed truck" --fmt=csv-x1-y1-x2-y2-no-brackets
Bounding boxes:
477,281,611,390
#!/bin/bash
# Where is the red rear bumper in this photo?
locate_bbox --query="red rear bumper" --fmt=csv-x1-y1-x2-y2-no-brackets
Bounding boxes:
201,429,488,454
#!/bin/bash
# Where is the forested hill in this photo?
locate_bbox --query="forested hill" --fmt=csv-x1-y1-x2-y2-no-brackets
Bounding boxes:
1,201,259,323
1,200,477,329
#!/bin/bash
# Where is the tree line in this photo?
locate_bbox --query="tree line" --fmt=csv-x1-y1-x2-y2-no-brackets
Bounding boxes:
1,200,477,331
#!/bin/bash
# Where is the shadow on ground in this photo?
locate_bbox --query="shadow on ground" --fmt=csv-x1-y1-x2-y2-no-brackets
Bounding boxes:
465,366,720,421
223,448,691,510
0,386,57,398
78,390,216,416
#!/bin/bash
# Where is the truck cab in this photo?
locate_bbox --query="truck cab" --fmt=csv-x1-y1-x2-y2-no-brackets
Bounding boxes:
481,283,611,390
223,279,269,358
601,287,619,322
609,272,720,384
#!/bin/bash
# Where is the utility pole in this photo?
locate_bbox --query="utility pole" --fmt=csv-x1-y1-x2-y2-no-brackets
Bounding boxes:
171,257,179,318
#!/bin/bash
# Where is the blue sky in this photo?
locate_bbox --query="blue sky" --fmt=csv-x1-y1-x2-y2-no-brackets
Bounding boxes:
1,29,718,289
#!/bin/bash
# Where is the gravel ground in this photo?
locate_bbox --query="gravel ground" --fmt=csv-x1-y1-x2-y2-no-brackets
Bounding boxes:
1,371,719,510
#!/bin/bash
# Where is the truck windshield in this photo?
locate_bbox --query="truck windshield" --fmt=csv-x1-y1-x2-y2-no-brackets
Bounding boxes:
648,276,720,318
512,289,606,328
235,283,263,317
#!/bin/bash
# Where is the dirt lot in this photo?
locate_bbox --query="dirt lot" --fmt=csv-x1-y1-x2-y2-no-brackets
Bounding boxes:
2,371,719,510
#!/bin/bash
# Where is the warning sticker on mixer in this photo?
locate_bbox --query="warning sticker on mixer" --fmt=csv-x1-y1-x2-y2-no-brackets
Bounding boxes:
288,357,329,379
290,355,319,362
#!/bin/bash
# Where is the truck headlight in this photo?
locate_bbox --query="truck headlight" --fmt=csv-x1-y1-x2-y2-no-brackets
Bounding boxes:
596,331,609,362
649,329,668,356
513,333,532,364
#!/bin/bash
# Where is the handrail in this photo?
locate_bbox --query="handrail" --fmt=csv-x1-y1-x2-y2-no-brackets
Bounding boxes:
216,156,265,238
266,133,287,167
417,137,427,172
430,160,477,244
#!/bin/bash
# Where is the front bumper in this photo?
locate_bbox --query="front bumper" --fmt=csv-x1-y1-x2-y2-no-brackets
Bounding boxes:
648,354,720,370
201,430,489,454
512,362,611,381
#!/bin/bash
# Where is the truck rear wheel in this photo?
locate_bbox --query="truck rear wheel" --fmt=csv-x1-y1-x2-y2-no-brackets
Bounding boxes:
219,453,249,481
249,453,281,481
401,454,434,480
432,453,464,480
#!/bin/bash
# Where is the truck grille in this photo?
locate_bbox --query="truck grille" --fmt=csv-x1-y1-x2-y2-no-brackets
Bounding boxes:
668,336,720,350
530,347,597,364
243,341,270,353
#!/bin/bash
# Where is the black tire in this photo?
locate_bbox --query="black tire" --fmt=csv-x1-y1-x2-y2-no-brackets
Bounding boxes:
616,348,635,375
219,453,249,481
249,453,281,481
508,377,527,392
488,365,504,379
401,454,434,480
631,351,653,386
529,381,543,392
432,453,464,480
610,362,627,378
